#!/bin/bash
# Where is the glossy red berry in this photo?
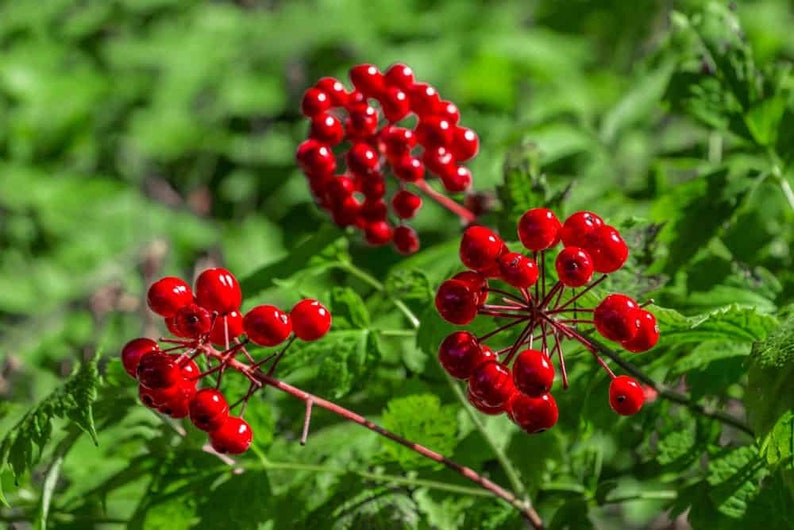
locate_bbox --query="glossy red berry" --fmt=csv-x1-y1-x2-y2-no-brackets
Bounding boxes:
121,338,159,378
301,88,331,117
497,252,539,288
309,113,345,145
364,220,393,246
421,145,454,176
174,354,200,382
583,225,628,274
437,101,460,125
450,127,479,161
441,166,472,193
517,208,562,251
165,315,192,339
594,294,641,342
137,352,181,390
466,385,506,415
393,225,420,255
244,305,292,346
391,190,422,219
146,277,193,318
459,226,504,272
296,140,336,177
346,142,380,176
381,87,411,122
438,331,487,380
621,310,659,353
468,361,516,408
559,211,604,248
384,63,415,91
392,156,425,182
508,392,559,434
349,64,385,97
345,105,379,140
451,271,488,306
172,303,213,338
512,349,555,397
314,77,348,107
555,247,594,287
195,268,242,315
208,310,245,346
415,117,453,148
209,416,253,455
381,127,416,161
609,376,644,415
408,83,441,117
189,388,230,432
157,383,195,418
435,279,478,325
290,299,332,341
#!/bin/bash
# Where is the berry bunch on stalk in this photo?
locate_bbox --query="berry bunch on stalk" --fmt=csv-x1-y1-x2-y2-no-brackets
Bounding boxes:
435,208,659,434
296,63,480,254
120,268,331,454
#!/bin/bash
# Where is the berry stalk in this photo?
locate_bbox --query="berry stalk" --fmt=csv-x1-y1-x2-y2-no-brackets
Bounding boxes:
413,179,477,224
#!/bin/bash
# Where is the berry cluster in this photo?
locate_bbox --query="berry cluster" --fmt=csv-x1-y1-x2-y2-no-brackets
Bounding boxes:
121,268,332,454
435,209,658,434
296,63,480,254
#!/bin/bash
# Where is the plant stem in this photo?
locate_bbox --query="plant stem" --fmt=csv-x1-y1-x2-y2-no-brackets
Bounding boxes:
414,179,477,224
204,346,543,529
587,336,754,436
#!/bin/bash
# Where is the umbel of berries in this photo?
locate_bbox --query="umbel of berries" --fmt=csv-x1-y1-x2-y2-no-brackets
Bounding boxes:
435,208,659,434
121,267,333,455
297,63,480,255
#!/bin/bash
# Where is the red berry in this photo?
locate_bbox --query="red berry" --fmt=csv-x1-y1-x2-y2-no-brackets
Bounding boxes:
137,352,181,390
391,190,422,219
451,271,488,306
393,225,420,255
195,268,242,314
364,220,394,246
512,349,555,397
559,211,604,248
315,77,348,106
309,113,345,145
345,106,379,140
437,331,487,380
174,354,200,382
621,310,659,353
359,199,388,223
189,388,230,432
594,294,641,342
517,208,562,251
437,101,460,125
459,226,504,272
609,375,644,415
497,252,539,288
435,279,479,325
440,166,472,193
290,299,332,341
583,225,628,274
384,63,415,91
157,382,196,418
325,176,357,202
408,83,442,117
209,416,253,455
422,145,454,176
555,247,594,287
301,87,331,117
208,310,245,346
508,392,559,434
381,127,416,161
466,385,505,415
172,303,213,338
381,87,411,122
165,315,192,339
468,361,515,408
121,338,159,378
244,305,292,346
146,277,193,318
415,117,453,148
393,156,425,182
296,139,336,177
138,384,176,409
450,127,479,161
346,142,380,176
349,64,385,97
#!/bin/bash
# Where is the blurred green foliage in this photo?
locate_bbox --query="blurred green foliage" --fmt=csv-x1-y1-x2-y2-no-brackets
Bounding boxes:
3,0,794,529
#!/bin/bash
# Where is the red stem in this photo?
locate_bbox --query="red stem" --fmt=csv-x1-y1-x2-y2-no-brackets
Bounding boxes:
413,179,477,224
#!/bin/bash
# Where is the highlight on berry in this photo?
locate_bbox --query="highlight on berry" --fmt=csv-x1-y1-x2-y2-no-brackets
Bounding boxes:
435,208,659,434
297,63,481,255
122,267,332,455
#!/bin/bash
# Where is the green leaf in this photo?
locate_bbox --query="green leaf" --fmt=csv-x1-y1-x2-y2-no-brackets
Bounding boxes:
195,470,273,529
706,445,765,519
548,497,594,530
653,305,778,348
747,316,794,436
384,268,433,308
328,287,370,330
759,410,794,469
0,356,99,498
380,394,458,470
656,430,696,466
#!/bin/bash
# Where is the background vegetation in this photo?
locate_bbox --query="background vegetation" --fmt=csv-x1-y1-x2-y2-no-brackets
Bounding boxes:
2,0,794,528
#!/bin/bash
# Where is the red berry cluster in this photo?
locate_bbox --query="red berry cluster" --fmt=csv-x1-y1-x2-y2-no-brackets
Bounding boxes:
121,268,332,454
296,63,480,254
435,209,659,434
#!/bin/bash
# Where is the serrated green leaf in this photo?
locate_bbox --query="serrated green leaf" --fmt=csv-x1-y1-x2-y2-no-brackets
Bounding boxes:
760,411,794,469
384,268,433,308
548,497,594,530
381,394,458,471
195,471,272,530
706,445,765,519
653,305,778,348
328,287,370,330
0,356,99,489
657,430,696,466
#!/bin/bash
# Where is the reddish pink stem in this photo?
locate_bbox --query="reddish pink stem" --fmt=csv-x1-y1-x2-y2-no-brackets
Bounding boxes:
414,179,477,224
